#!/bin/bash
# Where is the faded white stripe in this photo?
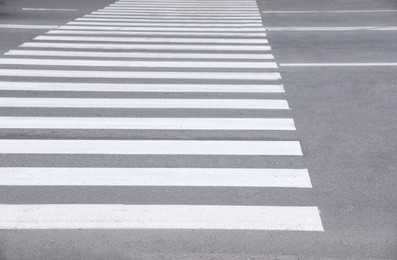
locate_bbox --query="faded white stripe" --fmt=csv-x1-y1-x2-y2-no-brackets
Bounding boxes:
0,140,302,155
0,205,323,231
0,117,295,130
0,168,309,187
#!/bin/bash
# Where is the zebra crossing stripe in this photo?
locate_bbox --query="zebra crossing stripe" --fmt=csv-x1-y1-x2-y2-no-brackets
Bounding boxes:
6,50,274,60
0,117,295,130
21,42,271,51
78,17,262,23
0,140,302,155
0,70,281,80
0,205,323,231
84,14,261,20
45,30,268,37
0,168,310,187
0,82,284,93
0,98,288,109
91,12,260,17
35,35,268,44
68,21,263,27
0,58,278,69
58,25,265,31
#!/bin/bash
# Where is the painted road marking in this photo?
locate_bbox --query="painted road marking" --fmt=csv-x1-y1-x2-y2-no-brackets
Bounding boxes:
78,17,262,23
6,50,274,60
0,70,281,80
0,140,302,155
68,21,263,27
0,58,277,69
45,29,268,37
0,117,295,130
0,98,288,109
0,205,323,230
21,42,271,51
60,25,265,31
0,82,284,93
266,26,397,31
84,14,261,20
262,9,397,14
0,168,310,187
35,35,269,44
280,63,397,67
92,11,260,17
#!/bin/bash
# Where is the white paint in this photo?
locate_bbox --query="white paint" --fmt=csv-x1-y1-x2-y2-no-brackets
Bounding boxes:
0,24,58,29
0,58,277,69
104,7,258,11
0,82,284,93
21,42,271,51
0,204,323,231
97,9,259,14
266,26,397,31
0,140,302,155
78,17,262,23
35,35,268,44
0,70,280,80
262,9,397,14
0,117,295,130
0,98,288,109
70,21,262,27
92,11,260,17
84,14,261,20
58,25,266,32
112,4,257,8
45,29,267,37
0,168,309,187
22,7,78,11
6,50,274,60
280,63,397,67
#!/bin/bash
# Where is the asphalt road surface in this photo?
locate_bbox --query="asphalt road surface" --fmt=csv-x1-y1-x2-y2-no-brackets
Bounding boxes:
0,0,396,259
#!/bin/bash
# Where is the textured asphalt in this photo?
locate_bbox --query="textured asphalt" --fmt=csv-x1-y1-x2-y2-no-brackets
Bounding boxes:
0,0,396,259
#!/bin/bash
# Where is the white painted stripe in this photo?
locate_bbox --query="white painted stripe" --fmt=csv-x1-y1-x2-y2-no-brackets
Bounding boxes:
0,24,58,29
262,9,397,14
266,26,397,31
22,7,78,11
85,14,261,20
0,205,322,231
280,63,397,67
0,70,281,80
92,11,260,17
105,7,258,11
35,35,268,44
79,17,261,23
0,140,302,155
0,98,288,109
112,4,257,8
68,21,262,27
0,82,284,93
21,42,271,51
74,19,262,26
58,25,266,32
0,58,277,69
0,117,295,130
0,168,309,187
6,50,274,60
46,29,267,37
98,9,259,13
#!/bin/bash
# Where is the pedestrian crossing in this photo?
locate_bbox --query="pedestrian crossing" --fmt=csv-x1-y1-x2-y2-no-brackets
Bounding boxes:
0,0,323,231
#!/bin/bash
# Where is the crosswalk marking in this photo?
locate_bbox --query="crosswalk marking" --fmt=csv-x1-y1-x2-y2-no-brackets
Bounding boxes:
0,205,323,231
0,98,289,109
0,0,324,233
0,140,303,155
0,70,281,80
0,117,295,130
0,58,277,69
0,82,284,93
21,42,271,51
35,35,269,44
0,168,310,187
68,21,263,27
6,50,274,60
45,30,268,37
58,25,266,31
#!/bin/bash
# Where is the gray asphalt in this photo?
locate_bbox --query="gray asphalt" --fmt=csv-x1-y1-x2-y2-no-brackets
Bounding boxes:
0,0,396,259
